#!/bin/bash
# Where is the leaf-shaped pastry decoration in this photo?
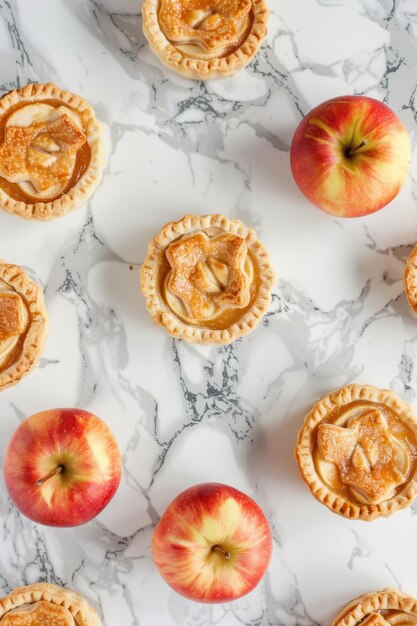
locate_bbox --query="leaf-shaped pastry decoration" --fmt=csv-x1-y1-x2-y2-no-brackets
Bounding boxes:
317,409,410,504
198,13,222,31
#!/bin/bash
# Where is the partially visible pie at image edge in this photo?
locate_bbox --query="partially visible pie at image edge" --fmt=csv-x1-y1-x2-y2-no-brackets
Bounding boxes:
142,0,269,79
333,589,417,626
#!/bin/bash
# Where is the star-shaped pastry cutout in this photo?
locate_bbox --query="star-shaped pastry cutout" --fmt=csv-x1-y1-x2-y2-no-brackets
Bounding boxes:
166,231,251,320
0,114,86,193
317,408,410,504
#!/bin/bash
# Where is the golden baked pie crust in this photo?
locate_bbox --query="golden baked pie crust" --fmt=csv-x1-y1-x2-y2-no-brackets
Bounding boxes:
140,213,274,344
142,0,269,79
295,384,417,521
333,589,417,626
0,83,106,220
404,243,417,313
0,583,101,626
0,262,48,390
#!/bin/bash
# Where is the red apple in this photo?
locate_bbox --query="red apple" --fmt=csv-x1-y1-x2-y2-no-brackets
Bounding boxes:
152,483,272,603
3,408,122,527
290,95,411,217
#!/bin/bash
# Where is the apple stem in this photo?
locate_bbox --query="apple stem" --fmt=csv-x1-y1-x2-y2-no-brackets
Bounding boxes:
347,139,368,157
36,465,64,487
212,545,231,560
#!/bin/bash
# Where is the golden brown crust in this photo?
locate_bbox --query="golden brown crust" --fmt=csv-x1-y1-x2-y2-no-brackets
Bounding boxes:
0,83,106,220
404,243,417,313
142,0,269,80
0,262,48,390
140,213,275,344
333,589,417,626
295,384,417,521
0,582,101,626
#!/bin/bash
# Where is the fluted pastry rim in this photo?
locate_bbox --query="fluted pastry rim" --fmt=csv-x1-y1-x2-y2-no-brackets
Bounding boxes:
0,261,48,391
0,83,106,220
142,0,269,80
140,213,275,344
333,589,417,626
0,582,101,626
404,243,417,313
295,384,417,521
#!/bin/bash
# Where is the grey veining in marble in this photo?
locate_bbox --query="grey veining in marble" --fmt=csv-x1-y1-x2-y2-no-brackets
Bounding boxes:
1,0,417,624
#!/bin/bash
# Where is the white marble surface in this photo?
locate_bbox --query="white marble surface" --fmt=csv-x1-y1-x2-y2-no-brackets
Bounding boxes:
1,0,417,624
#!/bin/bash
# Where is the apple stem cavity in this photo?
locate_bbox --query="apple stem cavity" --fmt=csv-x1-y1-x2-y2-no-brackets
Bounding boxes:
347,139,368,157
36,465,64,487
212,545,231,560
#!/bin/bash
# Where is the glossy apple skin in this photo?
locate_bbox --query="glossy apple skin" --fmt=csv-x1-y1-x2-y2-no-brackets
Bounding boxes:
152,483,272,603
290,95,411,217
3,408,122,527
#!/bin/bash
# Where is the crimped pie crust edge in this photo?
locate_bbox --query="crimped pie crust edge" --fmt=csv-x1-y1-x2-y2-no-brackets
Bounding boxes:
0,262,48,390
140,213,275,344
333,588,417,626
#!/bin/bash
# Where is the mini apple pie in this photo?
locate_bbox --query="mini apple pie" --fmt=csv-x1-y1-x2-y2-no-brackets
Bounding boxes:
142,0,269,80
0,261,48,390
295,384,417,520
140,214,274,344
404,243,417,313
333,589,417,626
0,83,106,219
0,583,101,625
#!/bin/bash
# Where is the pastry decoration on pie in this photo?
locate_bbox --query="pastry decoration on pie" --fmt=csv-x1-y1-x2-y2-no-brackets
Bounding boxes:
142,0,269,79
0,83,106,219
333,589,417,626
295,384,417,520
404,243,417,314
140,213,275,344
0,261,47,390
0,583,101,626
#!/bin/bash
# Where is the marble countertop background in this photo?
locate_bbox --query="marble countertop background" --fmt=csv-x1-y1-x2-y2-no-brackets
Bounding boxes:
1,0,417,624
